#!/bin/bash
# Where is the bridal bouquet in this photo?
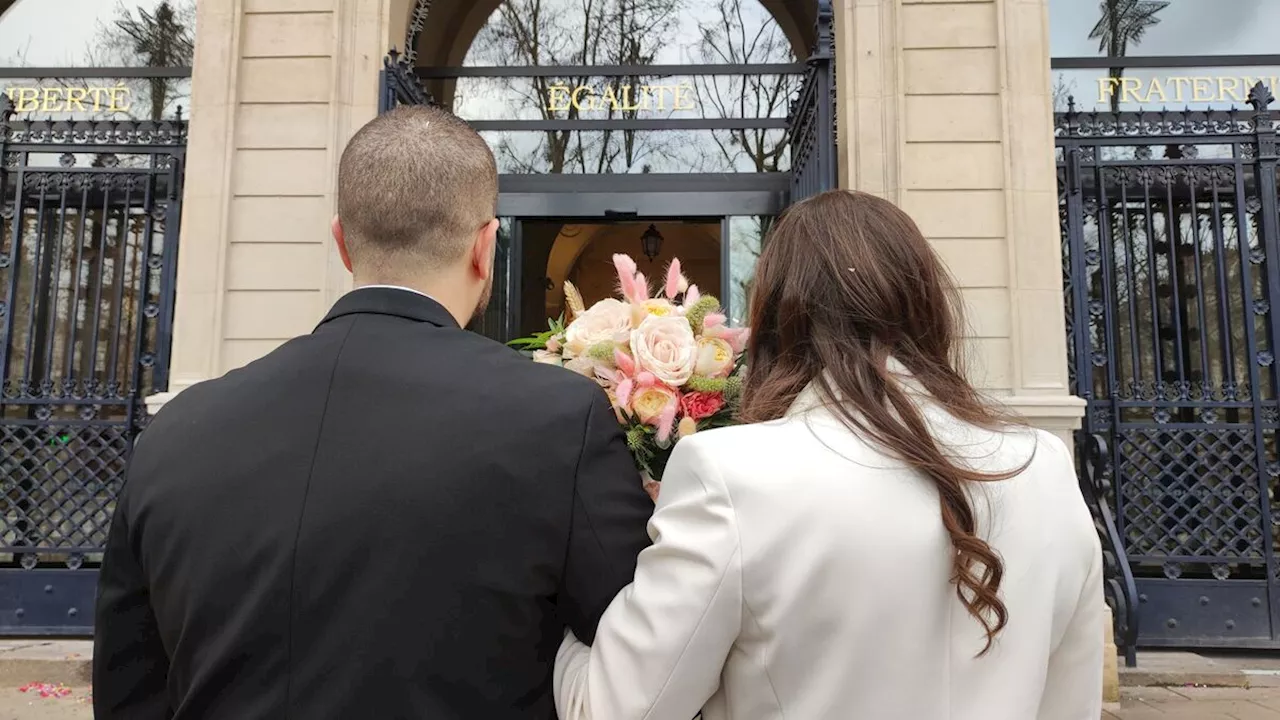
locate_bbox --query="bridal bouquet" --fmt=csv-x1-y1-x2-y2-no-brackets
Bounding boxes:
510,254,748,498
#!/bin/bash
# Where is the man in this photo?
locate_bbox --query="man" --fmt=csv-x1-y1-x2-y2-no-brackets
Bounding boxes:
93,105,654,719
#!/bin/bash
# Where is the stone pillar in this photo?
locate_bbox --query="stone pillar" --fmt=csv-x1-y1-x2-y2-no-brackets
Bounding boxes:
148,0,393,414
833,0,1109,697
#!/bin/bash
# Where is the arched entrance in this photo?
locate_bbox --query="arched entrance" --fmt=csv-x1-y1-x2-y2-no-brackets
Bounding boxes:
380,0,835,339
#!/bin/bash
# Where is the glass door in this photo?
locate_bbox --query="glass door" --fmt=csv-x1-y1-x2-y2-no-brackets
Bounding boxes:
722,215,772,326
467,217,520,342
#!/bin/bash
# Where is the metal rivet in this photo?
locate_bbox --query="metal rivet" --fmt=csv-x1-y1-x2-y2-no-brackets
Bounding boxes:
1200,596,1210,606
14,609,24,618
1139,594,1149,603
1167,618,1179,628
1254,598,1263,608
1226,620,1237,630
66,608,77,618
43,585,53,594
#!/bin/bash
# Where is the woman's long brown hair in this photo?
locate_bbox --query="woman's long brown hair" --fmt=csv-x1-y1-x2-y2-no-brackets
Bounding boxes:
739,190,1027,655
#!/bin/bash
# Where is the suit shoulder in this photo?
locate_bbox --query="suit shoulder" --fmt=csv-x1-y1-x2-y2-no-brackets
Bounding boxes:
446,334,606,407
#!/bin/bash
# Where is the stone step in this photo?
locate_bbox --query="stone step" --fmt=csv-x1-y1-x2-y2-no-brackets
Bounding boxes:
1118,650,1280,688
0,641,92,687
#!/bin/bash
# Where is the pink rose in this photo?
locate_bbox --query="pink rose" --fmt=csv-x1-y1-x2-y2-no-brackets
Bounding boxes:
630,315,696,386
680,391,725,420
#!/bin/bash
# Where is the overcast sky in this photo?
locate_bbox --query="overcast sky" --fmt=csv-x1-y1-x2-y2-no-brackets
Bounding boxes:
3,0,1276,114
4,0,1275,65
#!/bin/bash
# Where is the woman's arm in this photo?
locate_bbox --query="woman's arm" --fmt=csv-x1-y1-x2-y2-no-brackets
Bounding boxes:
554,436,742,720
1037,542,1105,720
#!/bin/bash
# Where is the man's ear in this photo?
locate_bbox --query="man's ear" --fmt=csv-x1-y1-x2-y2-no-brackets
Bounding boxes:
471,218,500,279
332,215,353,273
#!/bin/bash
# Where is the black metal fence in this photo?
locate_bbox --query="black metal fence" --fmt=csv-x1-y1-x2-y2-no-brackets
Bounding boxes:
788,0,835,203
1059,82,1280,650
0,96,184,633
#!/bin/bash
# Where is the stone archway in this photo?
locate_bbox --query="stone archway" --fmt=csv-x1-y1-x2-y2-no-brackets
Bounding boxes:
400,0,818,72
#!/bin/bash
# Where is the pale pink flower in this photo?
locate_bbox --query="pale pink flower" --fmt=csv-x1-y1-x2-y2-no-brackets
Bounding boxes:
703,313,726,329
630,314,697,387
613,254,649,304
546,337,561,352
532,350,562,366
694,337,735,378
631,384,679,426
706,324,750,354
563,298,631,358
641,298,676,317
664,259,689,300
655,401,678,445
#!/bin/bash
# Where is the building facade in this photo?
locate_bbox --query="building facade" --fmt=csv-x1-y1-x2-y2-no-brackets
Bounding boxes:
0,0,1081,635
10,0,1280,689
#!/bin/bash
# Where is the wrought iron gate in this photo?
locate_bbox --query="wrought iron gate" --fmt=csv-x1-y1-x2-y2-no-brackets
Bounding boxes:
788,0,836,203
1059,83,1280,649
0,98,185,633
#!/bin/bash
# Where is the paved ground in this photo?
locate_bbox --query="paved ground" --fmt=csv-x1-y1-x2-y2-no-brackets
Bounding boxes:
1,685,1280,719
1107,686,1280,719
0,686,90,719
0,643,1275,719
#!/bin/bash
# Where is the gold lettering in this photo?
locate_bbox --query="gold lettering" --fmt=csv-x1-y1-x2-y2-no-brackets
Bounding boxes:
673,82,695,111
65,87,88,113
1168,77,1192,102
9,87,39,113
617,85,641,112
1145,77,1168,104
1119,77,1143,104
107,85,129,113
40,87,62,112
546,84,571,112
1191,77,1213,103
1218,77,1245,103
88,87,110,110
600,85,621,112
571,86,593,112
1097,77,1121,104
536,81,697,114
3,85,133,113
652,84,670,111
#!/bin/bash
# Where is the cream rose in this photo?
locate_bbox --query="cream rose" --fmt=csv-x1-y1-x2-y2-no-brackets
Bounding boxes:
630,314,696,386
641,298,676,317
563,298,632,358
631,385,679,425
532,350,562,366
693,337,735,378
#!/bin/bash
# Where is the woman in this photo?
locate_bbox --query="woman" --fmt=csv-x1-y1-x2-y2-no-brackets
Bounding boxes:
554,190,1103,720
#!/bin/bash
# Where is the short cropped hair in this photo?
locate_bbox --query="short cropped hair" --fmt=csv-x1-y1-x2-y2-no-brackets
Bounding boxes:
337,105,498,273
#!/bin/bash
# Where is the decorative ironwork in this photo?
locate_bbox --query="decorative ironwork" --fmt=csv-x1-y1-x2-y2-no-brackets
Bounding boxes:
403,0,433,66
1059,81,1280,649
1079,432,1140,666
787,0,836,203
0,95,184,634
379,49,435,114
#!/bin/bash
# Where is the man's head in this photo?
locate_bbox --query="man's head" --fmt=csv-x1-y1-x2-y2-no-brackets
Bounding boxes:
333,105,499,326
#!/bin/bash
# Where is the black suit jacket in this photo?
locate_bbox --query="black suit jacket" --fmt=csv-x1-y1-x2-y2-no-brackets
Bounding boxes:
93,287,654,720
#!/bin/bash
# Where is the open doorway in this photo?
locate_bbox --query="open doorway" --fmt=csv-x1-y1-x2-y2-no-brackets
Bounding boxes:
517,219,723,337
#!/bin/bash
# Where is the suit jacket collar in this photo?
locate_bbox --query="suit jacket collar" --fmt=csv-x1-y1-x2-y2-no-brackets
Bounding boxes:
317,286,459,330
